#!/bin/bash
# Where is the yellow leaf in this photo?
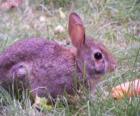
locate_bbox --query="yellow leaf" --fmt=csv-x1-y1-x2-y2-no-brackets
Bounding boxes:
34,95,53,111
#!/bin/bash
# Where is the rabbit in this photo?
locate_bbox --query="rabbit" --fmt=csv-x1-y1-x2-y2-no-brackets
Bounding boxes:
0,12,117,99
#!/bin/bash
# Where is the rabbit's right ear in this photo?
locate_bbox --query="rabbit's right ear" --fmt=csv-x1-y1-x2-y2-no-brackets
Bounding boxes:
68,12,85,48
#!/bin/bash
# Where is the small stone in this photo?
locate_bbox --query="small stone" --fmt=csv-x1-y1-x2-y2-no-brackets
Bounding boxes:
54,25,65,34
39,16,46,22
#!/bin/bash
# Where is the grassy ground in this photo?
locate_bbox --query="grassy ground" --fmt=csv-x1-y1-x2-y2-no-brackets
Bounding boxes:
0,0,140,116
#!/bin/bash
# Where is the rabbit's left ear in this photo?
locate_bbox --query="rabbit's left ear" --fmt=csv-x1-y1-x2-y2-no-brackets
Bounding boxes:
68,12,85,48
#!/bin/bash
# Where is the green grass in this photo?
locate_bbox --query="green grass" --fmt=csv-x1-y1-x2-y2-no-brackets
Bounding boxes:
0,0,140,115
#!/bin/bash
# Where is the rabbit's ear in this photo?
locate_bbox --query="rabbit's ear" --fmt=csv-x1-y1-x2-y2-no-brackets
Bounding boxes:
68,12,85,48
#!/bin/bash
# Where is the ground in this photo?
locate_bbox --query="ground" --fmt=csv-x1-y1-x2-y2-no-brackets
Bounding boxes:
0,0,140,116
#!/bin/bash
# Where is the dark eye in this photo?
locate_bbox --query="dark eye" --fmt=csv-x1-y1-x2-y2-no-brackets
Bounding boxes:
94,52,102,60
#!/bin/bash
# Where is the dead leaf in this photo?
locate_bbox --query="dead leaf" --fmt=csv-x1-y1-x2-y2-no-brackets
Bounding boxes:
112,79,140,100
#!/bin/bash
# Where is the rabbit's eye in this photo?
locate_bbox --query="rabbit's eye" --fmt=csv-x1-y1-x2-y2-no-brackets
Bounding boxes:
94,52,102,60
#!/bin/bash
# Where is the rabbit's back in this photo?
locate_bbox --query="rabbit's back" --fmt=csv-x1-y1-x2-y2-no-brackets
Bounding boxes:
0,38,58,65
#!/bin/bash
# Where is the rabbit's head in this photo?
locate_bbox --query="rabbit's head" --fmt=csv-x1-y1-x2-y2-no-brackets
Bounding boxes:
69,12,117,78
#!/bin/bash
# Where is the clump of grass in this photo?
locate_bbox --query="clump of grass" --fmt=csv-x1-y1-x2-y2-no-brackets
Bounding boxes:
44,0,71,7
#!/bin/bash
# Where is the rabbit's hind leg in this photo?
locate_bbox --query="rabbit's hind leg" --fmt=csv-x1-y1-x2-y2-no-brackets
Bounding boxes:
0,62,32,98
9,62,30,80
8,62,32,90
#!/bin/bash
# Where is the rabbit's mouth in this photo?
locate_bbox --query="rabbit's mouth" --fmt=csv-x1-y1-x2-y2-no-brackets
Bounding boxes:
87,69,105,77
94,69,105,75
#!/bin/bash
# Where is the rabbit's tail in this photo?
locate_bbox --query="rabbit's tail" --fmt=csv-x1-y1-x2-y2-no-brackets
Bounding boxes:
0,64,9,82
0,48,28,69
0,52,20,82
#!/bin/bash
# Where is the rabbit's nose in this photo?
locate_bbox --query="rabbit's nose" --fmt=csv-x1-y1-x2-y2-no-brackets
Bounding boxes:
113,64,117,70
94,60,105,74
110,63,117,72
94,64,105,74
